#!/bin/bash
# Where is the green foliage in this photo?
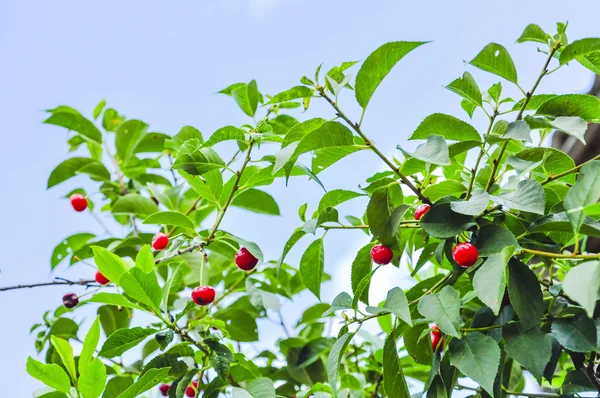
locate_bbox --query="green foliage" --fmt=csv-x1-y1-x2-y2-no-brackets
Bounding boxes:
23,22,600,398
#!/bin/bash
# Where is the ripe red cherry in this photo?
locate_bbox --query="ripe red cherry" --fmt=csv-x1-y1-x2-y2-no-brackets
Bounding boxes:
414,204,431,221
431,325,443,351
235,247,258,271
95,271,110,285
452,242,479,268
62,293,79,309
185,380,198,397
370,244,393,265
152,232,169,251
70,194,88,212
191,286,215,306
159,384,170,396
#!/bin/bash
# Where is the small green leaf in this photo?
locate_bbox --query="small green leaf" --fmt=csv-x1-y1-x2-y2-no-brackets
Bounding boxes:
268,86,313,104
449,332,501,395
203,126,246,147
536,94,600,123
93,100,106,119
418,286,461,338
115,120,148,165
504,325,552,383
79,358,107,398
355,41,429,109
508,259,544,330
469,43,518,84
327,332,356,396
99,327,158,358
232,189,280,215
115,367,171,398
162,264,183,311
406,135,450,166
563,261,600,318
421,203,475,239
172,139,226,176
423,180,467,202
445,72,482,106
227,234,263,261
560,38,600,65
473,247,512,315
47,157,111,188
26,357,71,393
79,316,101,373
92,246,129,285
474,224,519,256
44,111,102,144
50,336,77,383
143,211,195,231
135,245,155,273
119,268,162,313
111,194,160,219
564,161,600,233
214,309,259,342
409,113,481,142
179,169,223,205
84,293,144,311
383,331,410,397
52,233,95,269
450,190,490,216
367,187,408,248
277,229,307,271
491,179,545,215
350,244,373,304
380,287,412,326
516,24,550,44
299,239,325,300
551,315,597,353
316,189,363,214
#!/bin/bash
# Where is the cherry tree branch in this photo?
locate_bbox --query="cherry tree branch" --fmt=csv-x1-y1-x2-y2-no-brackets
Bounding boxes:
0,278,99,292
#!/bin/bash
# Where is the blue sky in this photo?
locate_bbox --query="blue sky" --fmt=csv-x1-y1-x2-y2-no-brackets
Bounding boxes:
1,0,599,395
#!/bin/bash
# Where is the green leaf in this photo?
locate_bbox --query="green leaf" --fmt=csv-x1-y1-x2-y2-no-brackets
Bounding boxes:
203,126,246,147
449,332,501,394
383,331,411,398
92,247,129,285
162,264,183,311
26,357,71,393
50,336,77,383
44,111,102,144
214,309,259,342
171,139,226,176
450,190,490,216
282,118,326,148
491,179,545,215
134,245,154,273
352,266,380,309
52,233,95,269
504,325,552,383
469,43,518,84
102,108,125,132
406,135,450,166
111,194,159,219
232,189,280,215
409,113,481,142
277,228,307,270
503,120,531,142
473,247,512,315
232,377,276,398
351,244,373,304
423,180,467,202
446,72,482,106
99,327,157,358
79,317,101,373
355,41,428,109
514,147,576,184
93,100,106,119
268,86,313,104
80,358,108,398
115,368,170,398
536,94,600,123
513,94,557,111
551,315,597,352
316,189,363,214
299,239,324,300
327,332,355,397
97,305,131,337
166,126,204,150
119,268,162,313
143,211,195,230
103,377,133,398
230,80,260,117
227,234,263,261
84,293,144,311
564,161,600,233
474,224,519,256
367,186,408,248
563,261,600,318
379,287,412,326
421,203,475,239
508,259,544,330
115,120,148,165
48,157,110,188
418,286,461,338
179,169,223,205
560,38,600,64
404,324,433,366
516,24,550,44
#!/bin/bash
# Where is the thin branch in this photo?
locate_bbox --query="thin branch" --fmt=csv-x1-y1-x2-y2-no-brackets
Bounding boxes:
277,310,290,338
522,248,600,260
0,278,99,292
90,212,115,237
465,108,497,199
317,87,431,205
167,154,179,185
541,152,600,185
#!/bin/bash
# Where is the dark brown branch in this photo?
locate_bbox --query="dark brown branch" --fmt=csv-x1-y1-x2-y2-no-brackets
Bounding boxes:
0,278,99,292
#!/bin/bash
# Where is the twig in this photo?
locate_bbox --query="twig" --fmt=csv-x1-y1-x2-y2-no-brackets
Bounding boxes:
317,87,431,205
91,212,115,237
0,279,99,292
167,154,178,185
277,310,290,337
522,248,600,260
465,108,497,199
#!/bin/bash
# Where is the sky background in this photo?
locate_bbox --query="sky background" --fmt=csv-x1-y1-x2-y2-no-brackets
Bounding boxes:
1,0,600,396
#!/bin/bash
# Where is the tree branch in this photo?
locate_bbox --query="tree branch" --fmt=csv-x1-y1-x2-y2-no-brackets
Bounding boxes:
0,278,99,292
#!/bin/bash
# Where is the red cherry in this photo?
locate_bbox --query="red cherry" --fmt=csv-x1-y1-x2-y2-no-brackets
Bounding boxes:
159,384,170,396
452,242,479,268
370,244,393,265
191,286,215,306
185,380,198,397
70,194,88,212
95,271,110,285
152,232,169,251
235,247,258,271
414,204,431,221
62,293,79,309
431,325,443,351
